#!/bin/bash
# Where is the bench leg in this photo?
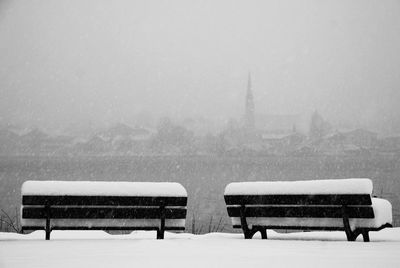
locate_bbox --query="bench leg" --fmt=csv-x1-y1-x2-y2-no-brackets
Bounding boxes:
158,204,166,240
244,229,253,239
244,228,266,239
45,205,51,241
342,206,357,242
157,229,164,240
344,229,355,241
240,205,253,239
45,229,51,240
45,219,51,240
344,228,365,242
260,228,267,240
362,230,370,242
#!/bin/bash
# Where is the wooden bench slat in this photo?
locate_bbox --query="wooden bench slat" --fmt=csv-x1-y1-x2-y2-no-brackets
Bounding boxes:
227,206,375,218
224,194,372,206
232,224,392,231
232,225,351,231
22,226,186,231
22,207,187,219
23,195,187,206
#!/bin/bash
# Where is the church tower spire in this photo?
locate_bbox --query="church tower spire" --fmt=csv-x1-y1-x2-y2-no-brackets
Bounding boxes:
245,73,255,130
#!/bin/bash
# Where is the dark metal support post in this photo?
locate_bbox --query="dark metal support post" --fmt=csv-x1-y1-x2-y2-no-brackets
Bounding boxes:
45,205,51,240
341,206,356,241
157,204,165,239
260,228,268,239
240,204,253,239
362,230,370,242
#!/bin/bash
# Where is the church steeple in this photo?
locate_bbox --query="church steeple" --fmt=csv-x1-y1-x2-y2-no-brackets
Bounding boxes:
245,73,255,130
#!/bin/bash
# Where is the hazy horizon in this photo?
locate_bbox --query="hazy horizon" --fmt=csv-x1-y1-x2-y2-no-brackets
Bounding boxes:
1,0,400,134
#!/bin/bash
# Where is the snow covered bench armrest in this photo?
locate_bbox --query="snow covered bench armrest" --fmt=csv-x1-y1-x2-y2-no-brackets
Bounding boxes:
369,198,393,228
21,181,188,240
224,179,392,242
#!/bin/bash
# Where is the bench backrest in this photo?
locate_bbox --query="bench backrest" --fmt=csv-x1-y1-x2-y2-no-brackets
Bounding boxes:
22,195,187,221
224,179,375,220
224,194,374,219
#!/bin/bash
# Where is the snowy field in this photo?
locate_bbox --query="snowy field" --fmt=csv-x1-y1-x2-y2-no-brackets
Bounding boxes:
1,229,400,268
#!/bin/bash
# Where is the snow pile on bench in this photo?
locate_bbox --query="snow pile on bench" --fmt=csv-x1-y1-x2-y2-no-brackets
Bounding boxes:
225,178,373,195
369,198,393,228
22,181,187,197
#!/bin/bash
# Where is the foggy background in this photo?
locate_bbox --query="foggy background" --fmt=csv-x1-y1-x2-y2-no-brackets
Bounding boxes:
1,0,400,135
1,1,400,234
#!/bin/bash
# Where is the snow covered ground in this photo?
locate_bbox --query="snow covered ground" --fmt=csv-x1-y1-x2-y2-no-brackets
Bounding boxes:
1,229,400,268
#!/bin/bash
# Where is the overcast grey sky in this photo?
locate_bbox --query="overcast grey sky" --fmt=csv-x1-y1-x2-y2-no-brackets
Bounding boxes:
0,0,399,133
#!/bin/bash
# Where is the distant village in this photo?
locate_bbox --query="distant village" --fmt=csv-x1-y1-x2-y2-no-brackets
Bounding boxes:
1,76,400,157
1,115,399,158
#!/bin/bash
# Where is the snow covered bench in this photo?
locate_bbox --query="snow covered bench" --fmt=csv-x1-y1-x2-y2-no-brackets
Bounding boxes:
21,181,187,240
224,179,392,242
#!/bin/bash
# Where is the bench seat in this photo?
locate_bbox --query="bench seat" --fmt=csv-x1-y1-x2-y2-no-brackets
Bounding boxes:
225,179,393,242
230,198,392,230
22,219,186,229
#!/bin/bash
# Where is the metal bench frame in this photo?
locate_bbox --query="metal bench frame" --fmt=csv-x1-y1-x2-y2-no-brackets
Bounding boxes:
225,194,392,242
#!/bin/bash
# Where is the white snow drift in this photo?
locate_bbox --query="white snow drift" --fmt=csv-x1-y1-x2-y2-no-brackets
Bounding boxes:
1,229,400,268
